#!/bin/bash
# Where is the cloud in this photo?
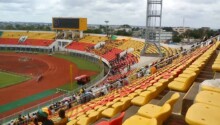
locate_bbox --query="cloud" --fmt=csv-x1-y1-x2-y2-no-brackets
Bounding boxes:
0,0,219,29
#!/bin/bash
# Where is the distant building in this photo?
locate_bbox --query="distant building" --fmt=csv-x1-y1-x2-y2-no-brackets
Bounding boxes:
201,27,210,31
142,29,173,42
115,27,132,32
132,30,143,38
173,27,190,34
156,30,173,42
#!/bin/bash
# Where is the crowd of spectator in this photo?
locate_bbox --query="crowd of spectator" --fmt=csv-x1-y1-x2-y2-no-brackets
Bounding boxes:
7,74,132,125
6,58,165,125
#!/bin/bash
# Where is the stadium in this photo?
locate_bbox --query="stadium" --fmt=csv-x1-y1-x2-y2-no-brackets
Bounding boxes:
1,0,220,125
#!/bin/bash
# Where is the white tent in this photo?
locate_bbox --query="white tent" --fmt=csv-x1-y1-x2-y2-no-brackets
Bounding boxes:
94,42,105,49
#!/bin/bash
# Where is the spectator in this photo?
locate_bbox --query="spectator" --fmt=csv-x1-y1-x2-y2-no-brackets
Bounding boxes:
76,94,81,103
34,110,54,125
18,114,24,123
80,88,85,94
101,85,109,95
123,76,129,85
54,110,68,125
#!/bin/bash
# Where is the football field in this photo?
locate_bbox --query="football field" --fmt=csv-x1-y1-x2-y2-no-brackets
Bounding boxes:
0,71,29,88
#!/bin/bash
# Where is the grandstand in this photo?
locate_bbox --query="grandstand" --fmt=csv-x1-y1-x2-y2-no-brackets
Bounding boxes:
79,35,108,44
65,35,178,74
1,31,55,39
29,39,218,125
66,42,94,51
0,31,55,47
117,40,145,58
0,29,220,125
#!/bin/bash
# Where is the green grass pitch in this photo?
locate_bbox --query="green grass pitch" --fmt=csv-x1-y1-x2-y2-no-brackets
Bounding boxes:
0,71,29,88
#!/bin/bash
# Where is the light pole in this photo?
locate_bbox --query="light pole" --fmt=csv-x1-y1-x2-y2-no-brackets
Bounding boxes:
104,20,109,37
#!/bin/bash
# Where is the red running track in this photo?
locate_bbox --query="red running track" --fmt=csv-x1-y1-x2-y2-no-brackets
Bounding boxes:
0,53,98,105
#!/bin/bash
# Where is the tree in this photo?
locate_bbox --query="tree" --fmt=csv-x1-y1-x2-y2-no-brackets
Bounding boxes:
45,26,51,31
84,29,102,34
132,27,140,31
5,25,15,30
162,27,173,32
116,29,132,36
172,31,181,42
172,36,181,42
182,28,219,40
120,24,131,28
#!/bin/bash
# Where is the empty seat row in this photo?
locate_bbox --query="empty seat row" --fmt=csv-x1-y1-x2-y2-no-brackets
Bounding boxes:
168,44,216,92
212,43,220,72
47,43,213,125
0,38,54,46
66,42,94,51
123,93,180,125
1,31,55,40
185,83,220,125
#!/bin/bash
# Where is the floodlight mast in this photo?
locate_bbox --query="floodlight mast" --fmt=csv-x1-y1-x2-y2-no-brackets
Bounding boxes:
142,0,163,57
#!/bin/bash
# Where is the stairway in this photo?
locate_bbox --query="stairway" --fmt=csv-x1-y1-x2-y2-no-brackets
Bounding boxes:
194,52,217,82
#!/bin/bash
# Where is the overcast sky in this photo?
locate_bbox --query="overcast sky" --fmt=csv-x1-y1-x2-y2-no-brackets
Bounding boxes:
0,0,220,29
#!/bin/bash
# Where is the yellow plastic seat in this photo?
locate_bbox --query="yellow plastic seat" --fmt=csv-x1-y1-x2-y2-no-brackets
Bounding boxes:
165,93,180,107
137,104,171,125
131,89,157,106
137,92,179,119
67,119,77,125
139,88,156,97
183,68,200,76
200,85,220,93
123,115,157,125
77,114,97,125
138,104,161,118
96,106,108,112
147,86,157,91
212,63,220,71
120,97,132,111
76,114,87,120
168,73,196,92
138,98,171,114
158,78,169,84
195,91,220,107
105,101,116,107
94,105,103,110
134,89,144,94
127,92,139,98
87,110,100,120
185,103,220,125
85,109,96,115
101,102,123,118
189,65,202,69
153,82,165,93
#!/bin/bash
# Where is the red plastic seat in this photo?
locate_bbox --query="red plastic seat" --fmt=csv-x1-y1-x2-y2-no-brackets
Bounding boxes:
96,112,125,125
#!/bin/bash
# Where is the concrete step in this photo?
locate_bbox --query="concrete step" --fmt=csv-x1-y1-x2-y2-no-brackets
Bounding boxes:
181,82,200,115
199,72,214,77
195,78,207,83
164,114,187,125
157,91,176,106
149,99,160,105
197,74,213,79
123,105,140,122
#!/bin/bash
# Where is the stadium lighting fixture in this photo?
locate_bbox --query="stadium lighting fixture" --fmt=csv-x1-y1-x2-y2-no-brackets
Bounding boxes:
142,0,163,57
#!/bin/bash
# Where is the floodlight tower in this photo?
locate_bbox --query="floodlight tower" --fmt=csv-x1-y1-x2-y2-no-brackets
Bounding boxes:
142,0,163,56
